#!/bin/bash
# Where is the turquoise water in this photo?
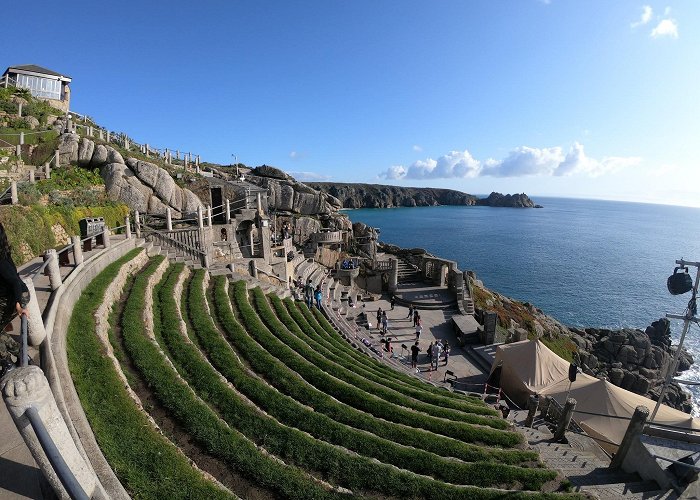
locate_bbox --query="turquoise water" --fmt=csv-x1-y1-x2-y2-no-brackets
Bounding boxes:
346,198,700,411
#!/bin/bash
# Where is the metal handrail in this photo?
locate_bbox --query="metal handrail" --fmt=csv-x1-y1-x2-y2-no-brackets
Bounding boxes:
141,224,206,257
25,407,90,500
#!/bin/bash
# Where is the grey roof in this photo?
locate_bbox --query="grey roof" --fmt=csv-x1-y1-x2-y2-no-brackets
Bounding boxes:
5,64,71,80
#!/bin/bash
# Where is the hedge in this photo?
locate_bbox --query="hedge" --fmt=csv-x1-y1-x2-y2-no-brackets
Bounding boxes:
232,281,521,447
66,248,230,499
118,258,344,500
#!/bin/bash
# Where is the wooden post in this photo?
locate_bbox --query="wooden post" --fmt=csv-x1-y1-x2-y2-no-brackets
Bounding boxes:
71,235,83,265
525,394,539,428
10,181,18,205
554,398,577,441
134,210,141,239
539,395,552,420
610,405,649,469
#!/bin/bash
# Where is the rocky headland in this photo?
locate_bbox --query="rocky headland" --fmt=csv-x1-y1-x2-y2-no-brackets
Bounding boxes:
308,182,540,209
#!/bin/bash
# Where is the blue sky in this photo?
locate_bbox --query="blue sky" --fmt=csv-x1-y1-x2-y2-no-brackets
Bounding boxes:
3,1,699,206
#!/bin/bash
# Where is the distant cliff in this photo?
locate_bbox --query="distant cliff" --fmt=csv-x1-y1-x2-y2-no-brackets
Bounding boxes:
308,183,540,209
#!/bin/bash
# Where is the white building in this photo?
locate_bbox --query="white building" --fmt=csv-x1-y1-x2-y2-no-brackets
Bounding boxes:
2,64,72,112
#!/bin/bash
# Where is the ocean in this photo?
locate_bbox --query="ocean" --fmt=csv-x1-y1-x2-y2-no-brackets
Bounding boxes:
345,197,700,413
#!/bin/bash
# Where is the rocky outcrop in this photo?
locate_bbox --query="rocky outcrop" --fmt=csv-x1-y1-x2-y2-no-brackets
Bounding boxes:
475,192,541,208
64,134,203,216
309,182,478,209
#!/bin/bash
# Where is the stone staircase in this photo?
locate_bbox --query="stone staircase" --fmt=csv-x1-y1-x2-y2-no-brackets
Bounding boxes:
397,258,420,283
510,411,676,499
142,239,203,269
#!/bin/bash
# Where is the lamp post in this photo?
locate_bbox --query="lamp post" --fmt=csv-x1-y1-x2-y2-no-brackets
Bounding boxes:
650,259,700,422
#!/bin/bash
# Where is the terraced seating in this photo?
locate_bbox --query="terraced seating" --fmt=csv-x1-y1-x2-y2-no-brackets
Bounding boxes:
66,255,575,498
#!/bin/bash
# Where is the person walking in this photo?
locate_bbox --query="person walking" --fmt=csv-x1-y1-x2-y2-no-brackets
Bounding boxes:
410,341,420,369
314,285,323,310
381,311,388,335
427,341,433,365
415,322,422,340
431,342,442,371
390,295,395,310
0,223,30,378
443,340,450,365
413,309,420,327
407,303,414,320
376,307,382,332
304,279,314,309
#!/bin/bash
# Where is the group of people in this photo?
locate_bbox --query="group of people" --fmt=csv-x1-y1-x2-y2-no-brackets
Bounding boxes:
296,277,323,310
375,307,389,334
340,259,357,270
410,340,450,371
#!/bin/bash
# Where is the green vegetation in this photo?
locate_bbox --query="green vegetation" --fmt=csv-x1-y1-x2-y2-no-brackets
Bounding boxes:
232,280,520,447
121,258,346,500
0,204,129,265
66,248,230,499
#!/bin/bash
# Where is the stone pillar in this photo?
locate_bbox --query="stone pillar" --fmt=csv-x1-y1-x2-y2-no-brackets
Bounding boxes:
21,278,46,346
525,394,539,428
145,143,149,157
124,137,129,150
196,154,200,166
102,227,110,248
17,101,23,117
19,131,24,145
388,258,399,293
554,398,577,441
71,235,83,266
54,149,60,169
225,199,231,223
1,366,103,499
29,170,35,184
256,192,264,215
99,129,104,141
134,210,141,239
106,130,110,143
610,405,649,469
10,181,18,205
44,249,62,292
45,162,51,180
65,116,72,134
15,144,21,158
125,216,132,239
166,207,173,231
197,206,204,229
207,205,212,228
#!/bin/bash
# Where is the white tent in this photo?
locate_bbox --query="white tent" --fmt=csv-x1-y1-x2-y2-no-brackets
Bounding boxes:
491,340,700,450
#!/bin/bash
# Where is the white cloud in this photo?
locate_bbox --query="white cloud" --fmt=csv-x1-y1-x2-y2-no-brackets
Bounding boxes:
288,171,331,181
412,145,423,152
289,151,298,159
651,18,678,38
381,143,640,180
631,5,653,28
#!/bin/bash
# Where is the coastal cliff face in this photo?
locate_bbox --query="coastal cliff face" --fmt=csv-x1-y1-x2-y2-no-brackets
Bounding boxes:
308,182,540,209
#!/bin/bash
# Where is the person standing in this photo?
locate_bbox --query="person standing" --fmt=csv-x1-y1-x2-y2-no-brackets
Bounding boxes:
413,309,420,327
381,311,388,334
431,342,442,371
0,223,30,377
407,303,414,319
443,340,450,365
410,341,420,369
427,341,433,365
304,279,314,309
314,285,323,310
415,322,422,340
390,295,395,310
376,307,382,332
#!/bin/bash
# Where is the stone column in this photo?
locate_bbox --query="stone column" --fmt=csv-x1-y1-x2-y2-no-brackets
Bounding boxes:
71,235,83,266
102,227,110,248
125,216,132,239
124,137,129,150
29,170,35,184
44,249,62,292
17,101,23,117
99,130,104,141
134,210,141,239
197,206,204,229
164,207,172,231
610,405,649,469
10,181,18,205
1,366,103,499
554,398,577,441
54,149,60,169
525,394,539,428
539,395,553,420
207,205,212,228
256,192,264,215
45,162,51,180
145,143,149,157
106,130,110,143
225,199,231,223
19,131,24,145
21,278,46,346
388,258,399,293
15,144,21,158
196,154,200,166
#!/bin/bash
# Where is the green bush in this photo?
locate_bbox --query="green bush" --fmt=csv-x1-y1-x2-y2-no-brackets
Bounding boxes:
253,289,501,426
232,281,520,447
66,248,230,499
211,276,529,462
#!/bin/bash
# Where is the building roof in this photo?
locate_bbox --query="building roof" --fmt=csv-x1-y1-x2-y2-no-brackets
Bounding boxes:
4,64,72,81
